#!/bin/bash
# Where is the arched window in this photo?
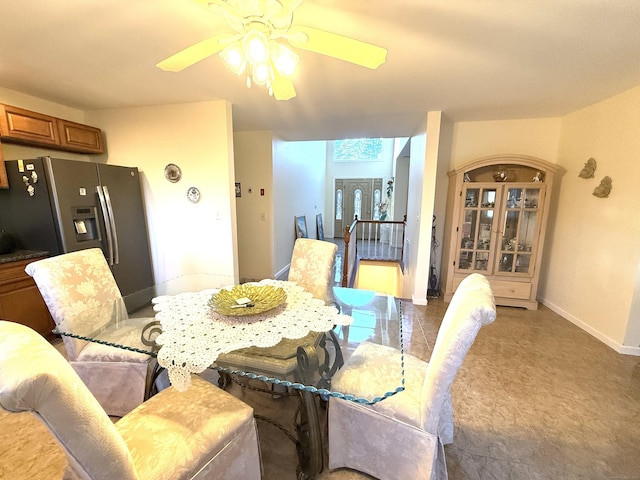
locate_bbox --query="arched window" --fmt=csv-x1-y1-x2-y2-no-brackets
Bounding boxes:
335,189,343,220
354,189,362,220
373,188,381,220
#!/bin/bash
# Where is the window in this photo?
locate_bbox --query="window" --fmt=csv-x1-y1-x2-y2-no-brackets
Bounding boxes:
373,188,381,220
332,138,384,162
354,189,362,219
335,189,343,220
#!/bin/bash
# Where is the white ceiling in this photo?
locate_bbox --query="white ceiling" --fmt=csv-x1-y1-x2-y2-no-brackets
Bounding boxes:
2,0,640,141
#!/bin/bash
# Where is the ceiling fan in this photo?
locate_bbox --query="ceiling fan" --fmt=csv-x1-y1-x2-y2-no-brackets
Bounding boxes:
156,0,387,100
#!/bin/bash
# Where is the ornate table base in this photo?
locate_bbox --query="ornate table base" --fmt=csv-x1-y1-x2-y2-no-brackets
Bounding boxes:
217,331,343,479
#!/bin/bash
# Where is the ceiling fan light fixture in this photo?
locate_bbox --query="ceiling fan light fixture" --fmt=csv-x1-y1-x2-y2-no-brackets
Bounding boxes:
218,20,296,95
272,42,298,76
161,0,386,100
220,43,246,75
243,29,270,64
252,62,271,85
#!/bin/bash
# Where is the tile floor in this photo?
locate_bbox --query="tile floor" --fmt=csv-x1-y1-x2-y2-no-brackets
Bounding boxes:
1,297,639,479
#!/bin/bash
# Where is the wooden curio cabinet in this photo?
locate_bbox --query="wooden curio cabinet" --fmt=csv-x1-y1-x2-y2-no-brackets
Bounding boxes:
441,155,562,310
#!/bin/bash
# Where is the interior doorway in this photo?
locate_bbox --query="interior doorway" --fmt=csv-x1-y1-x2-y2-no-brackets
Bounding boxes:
334,178,382,238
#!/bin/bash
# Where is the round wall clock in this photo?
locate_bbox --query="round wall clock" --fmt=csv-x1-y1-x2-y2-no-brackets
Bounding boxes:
164,163,182,183
187,186,201,203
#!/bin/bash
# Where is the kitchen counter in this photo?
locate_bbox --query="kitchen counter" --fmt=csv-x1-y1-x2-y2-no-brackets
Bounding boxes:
0,250,50,264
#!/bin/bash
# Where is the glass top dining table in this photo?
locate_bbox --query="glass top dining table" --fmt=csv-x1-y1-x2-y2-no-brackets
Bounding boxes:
53,277,406,405
52,275,405,479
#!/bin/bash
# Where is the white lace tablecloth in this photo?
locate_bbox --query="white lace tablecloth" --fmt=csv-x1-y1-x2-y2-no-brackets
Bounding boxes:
152,279,354,391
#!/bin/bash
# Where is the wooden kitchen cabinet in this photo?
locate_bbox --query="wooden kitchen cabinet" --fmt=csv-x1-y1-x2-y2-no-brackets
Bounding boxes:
57,118,103,153
0,104,60,146
440,154,562,310
0,139,6,188
0,256,56,338
0,103,104,154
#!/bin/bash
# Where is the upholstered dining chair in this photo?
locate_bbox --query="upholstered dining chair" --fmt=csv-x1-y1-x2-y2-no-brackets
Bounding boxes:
328,273,496,480
0,320,262,480
216,238,339,384
25,248,156,417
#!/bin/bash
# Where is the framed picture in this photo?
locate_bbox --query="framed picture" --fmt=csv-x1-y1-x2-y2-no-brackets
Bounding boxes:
235,182,241,197
316,213,324,240
295,215,308,239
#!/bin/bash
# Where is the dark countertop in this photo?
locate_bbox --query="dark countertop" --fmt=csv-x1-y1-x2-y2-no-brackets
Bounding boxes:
0,250,49,264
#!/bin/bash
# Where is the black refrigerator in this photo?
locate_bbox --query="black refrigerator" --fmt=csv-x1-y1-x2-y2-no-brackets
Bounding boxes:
0,156,154,308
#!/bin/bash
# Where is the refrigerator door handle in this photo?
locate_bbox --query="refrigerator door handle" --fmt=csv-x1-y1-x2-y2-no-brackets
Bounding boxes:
102,185,120,265
96,185,115,266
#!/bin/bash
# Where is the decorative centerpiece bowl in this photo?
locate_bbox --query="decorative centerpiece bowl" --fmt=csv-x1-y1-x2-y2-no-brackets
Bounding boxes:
209,284,287,317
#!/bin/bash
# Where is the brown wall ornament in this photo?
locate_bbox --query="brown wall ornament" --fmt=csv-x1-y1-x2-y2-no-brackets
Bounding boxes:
579,157,597,178
592,176,612,198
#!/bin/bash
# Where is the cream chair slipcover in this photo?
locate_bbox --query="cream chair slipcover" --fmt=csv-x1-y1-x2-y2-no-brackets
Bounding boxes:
0,321,262,480
287,238,338,305
25,248,154,417
216,238,338,380
328,273,496,480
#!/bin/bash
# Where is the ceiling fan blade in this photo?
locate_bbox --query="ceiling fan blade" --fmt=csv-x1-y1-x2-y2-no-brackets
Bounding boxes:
271,72,297,101
287,25,387,69
190,0,246,31
156,33,237,72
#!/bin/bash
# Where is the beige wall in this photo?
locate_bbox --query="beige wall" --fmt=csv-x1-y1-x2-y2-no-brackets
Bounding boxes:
450,118,562,167
87,101,238,290
0,87,87,124
233,131,274,282
540,85,640,352
0,87,94,163
4,83,639,354
443,100,640,354
0,89,238,291
233,134,327,281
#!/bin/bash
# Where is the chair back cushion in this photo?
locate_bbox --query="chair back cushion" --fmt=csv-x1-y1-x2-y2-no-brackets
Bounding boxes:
0,321,138,480
421,273,496,434
25,248,127,360
288,238,337,304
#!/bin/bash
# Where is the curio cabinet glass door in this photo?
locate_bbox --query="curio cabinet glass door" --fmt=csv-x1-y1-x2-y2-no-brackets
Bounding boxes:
496,185,545,275
456,185,498,274
454,183,546,278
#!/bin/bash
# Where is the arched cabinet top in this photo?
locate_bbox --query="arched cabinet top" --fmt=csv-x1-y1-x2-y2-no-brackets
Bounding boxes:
448,154,563,183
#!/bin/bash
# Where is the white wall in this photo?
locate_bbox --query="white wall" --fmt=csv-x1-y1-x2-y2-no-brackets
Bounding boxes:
404,112,443,303
403,122,425,301
324,138,396,238
87,101,238,290
233,131,274,282
272,139,326,276
539,85,640,352
393,154,409,222
430,116,454,293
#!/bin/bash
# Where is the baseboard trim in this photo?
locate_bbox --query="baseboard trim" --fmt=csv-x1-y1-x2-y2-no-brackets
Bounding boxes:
412,294,428,306
275,264,289,281
540,297,640,357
